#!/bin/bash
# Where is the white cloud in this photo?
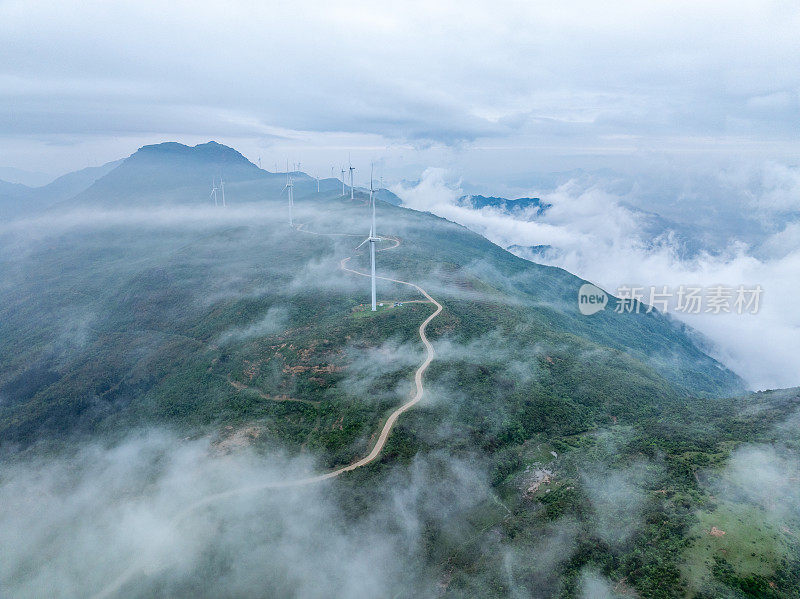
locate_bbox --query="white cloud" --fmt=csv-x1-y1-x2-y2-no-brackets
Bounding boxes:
0,430,489,598
393,166,800,390
1,1,799,177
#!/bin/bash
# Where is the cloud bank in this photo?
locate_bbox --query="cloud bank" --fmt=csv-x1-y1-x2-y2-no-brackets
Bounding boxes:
0,430,490,599
393,165,800,390
1,1,799,180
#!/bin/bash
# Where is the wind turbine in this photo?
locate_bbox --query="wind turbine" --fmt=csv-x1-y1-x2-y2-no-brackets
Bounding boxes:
316,174,320,192
282,170,294,227
220,176,226,207
355,164,380,311
340,167,346,196
348,162,355,200
210,178,219,207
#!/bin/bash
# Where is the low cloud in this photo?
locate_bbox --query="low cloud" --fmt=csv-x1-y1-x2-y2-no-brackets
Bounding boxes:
579,569,621,599
500,519,581,597
580,460,653,547
711,444,800,522
434,330,544,384
338,337,422,400
217,305,290,344
0,430,489,599
393,165,800,390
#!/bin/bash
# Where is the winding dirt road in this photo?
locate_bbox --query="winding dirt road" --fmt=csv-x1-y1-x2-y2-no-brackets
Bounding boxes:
92,226,441,599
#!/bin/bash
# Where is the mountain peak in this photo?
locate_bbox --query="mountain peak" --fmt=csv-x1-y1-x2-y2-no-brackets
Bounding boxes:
62,141,266,207
131,141,252,166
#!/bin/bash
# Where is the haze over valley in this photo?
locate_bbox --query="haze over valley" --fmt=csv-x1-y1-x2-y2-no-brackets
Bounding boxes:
2,2,799,598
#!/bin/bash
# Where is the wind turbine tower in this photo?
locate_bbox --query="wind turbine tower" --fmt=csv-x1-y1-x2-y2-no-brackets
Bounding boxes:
356,164,380,311
210,178,219,207
282,171,294,227
340,167,346,196
220,177,226,207
349,163,355,200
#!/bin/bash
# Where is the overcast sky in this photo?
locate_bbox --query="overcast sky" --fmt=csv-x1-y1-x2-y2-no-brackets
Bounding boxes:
1,0,799,183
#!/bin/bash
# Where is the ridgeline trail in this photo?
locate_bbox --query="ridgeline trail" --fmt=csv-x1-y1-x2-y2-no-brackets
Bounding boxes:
92,222,442,599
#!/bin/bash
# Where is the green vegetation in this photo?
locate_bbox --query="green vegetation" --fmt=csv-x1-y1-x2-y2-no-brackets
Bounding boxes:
0,143,795,597
684,502,789,592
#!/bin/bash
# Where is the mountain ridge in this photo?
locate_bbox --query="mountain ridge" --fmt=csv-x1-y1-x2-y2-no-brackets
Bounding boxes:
0,141,746,451
0,160,121,218
5,141,793,598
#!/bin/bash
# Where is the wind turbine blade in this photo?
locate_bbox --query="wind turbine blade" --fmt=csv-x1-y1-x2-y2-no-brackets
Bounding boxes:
355,237,370,249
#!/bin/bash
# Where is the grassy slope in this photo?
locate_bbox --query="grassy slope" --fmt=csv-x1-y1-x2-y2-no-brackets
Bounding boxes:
0,182,743,448
3,142,792,597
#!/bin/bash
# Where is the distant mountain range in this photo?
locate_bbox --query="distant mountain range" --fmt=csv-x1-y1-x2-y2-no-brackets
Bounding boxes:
0,165,54,187
0,142,402,215
452,191,710,259
456,194,551,216
0,160,121,219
